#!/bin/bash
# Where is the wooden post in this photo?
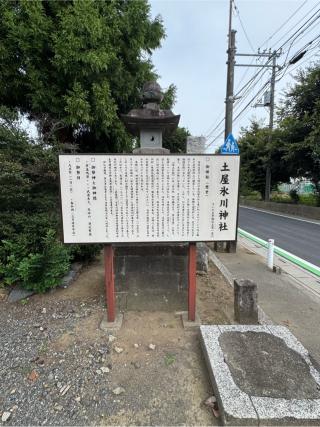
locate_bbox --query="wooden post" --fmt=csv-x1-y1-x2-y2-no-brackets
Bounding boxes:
188,242,197,321
104,244,115,322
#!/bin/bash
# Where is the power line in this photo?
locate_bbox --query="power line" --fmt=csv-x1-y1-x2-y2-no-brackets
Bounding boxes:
280,12,320,66
278,41,320,80
275,33,320,81
205,80,270,150
274,7,320,52
205,2,320,148
233,0,255,52
259,0,309,49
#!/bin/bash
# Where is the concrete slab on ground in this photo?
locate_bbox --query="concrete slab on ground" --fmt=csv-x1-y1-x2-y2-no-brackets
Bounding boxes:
201,325,320,426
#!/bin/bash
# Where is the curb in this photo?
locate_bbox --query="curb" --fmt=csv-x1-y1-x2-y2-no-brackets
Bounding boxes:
207,246,274,326
238,228,320,278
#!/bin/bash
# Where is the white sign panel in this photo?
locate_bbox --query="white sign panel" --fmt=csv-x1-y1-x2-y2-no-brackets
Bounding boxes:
59,155,240,243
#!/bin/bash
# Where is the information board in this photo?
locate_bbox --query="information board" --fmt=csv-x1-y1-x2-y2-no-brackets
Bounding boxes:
59,154,240,243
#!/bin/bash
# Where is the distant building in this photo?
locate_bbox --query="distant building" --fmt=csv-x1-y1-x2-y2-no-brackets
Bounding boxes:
186,136,206,154
278,178,315,194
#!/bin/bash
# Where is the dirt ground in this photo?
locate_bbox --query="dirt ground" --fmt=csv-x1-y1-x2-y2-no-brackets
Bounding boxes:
0,255,234,426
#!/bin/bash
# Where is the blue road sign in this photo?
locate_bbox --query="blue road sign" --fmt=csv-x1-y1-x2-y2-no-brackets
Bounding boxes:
220,133,239,154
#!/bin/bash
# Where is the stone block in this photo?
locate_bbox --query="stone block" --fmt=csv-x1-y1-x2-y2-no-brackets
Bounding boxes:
115,244,172,257
180,272,188,291
234,279,258,324
123,255,187,275
115,256,125,276
132,147,169,155
126,289,187,312
116,272,180,291
200,325,320,425
197,242,209,272
170,244,188,256
214,241,228,252
8,287,34,303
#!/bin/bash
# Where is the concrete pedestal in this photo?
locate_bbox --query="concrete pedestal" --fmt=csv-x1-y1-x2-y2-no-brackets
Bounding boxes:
234,278,258,324
114,244,188,311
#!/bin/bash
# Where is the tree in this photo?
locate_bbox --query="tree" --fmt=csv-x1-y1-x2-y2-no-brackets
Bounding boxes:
0,105,102,291
278,64,320,205
163,126,190,153
0,0,165,152
238,121,290,198
160,84,177,110
159,84,190,152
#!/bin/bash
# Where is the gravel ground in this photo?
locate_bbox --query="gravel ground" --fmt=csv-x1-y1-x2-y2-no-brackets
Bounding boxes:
0,297,112,426
0,259,234,426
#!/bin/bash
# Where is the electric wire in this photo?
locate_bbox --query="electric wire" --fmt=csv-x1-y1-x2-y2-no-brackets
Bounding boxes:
205,80,270,150
204,1,320,148
233,0,255,52
258,0,309,49
273,7,320,52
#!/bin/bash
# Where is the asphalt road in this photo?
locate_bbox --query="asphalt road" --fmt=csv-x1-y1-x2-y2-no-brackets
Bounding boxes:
238,206,320,267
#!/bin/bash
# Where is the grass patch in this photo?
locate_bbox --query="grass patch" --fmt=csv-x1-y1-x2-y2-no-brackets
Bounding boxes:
164,352,176,367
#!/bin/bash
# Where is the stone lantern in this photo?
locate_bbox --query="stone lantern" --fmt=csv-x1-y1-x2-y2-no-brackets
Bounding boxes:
112,81,188,313
122,81,180,153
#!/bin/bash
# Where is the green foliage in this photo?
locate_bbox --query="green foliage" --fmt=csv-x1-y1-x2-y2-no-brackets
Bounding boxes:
164,352,176,366
0,230,70,293
163,127,190,153
160,84,177,110
278,64,320,205
270,192,291,204
0,107,99,291
239,65,320,204
69,244,102,262
242,191,262,200
289,189,300,204
299,193,318,206
0,0,165,151
238,121,291,198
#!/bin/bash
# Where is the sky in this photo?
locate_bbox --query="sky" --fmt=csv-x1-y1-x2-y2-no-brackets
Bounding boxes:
149,0,320,152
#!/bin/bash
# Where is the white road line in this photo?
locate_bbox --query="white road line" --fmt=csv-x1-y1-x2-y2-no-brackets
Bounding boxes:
240,205,320,226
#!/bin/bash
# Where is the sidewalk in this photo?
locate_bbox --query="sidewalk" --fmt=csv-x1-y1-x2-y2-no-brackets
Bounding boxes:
210,237,320,365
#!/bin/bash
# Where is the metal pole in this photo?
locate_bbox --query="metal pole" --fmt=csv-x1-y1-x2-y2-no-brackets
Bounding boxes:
104,244,115,322
265,52,276,202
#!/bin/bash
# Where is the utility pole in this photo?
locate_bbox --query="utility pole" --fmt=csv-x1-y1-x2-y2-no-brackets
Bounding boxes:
219,0,281,253
265,52,277,202
235,50,281,203
222,0,238,254
225,29,237,141
225,29,237,253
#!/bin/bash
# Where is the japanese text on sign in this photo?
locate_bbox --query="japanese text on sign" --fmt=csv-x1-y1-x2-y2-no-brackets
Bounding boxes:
59,155,240,243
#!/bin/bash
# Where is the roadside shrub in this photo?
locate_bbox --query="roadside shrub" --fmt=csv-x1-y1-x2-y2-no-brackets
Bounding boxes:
69,244,102,262
0,230,70,293
0,109,101,293
289,189,300,204
242,191,262,200
270,192,292,203
299,193,318,206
